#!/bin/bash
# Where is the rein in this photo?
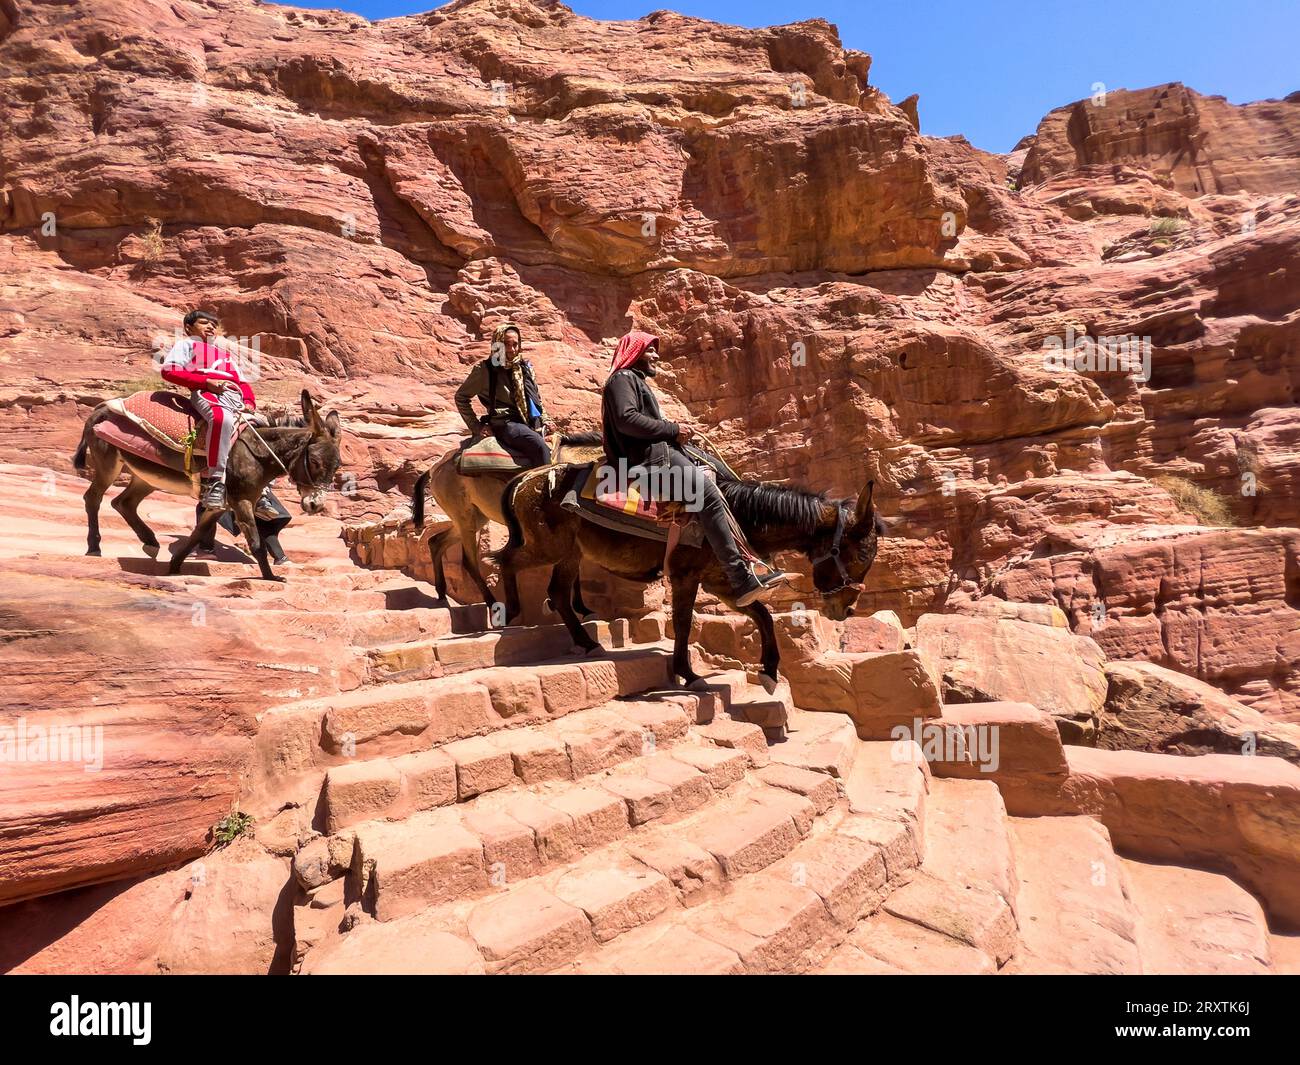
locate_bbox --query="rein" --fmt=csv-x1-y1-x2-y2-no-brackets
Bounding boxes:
239,415,289,475
248,426,331,491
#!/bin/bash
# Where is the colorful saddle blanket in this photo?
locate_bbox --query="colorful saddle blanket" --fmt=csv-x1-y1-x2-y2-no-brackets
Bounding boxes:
562,463,704,546
93,413,197,484
456,434,526,475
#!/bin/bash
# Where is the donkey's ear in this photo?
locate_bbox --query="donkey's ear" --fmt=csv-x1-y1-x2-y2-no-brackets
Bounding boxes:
301,390,327,433
325,410,340,438
852,479,876,529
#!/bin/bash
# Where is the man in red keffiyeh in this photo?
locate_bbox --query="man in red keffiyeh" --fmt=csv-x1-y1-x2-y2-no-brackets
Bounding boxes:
600,331,788,607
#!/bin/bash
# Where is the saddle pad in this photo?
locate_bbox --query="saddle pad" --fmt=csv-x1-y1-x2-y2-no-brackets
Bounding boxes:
93,412,198,483
566,463,703,546
578,460,688,522
106,390,207,454
456,435,525,475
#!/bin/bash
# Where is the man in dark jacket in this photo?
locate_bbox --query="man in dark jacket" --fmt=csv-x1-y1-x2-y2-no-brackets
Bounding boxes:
455,322,553,467
601,330,788,607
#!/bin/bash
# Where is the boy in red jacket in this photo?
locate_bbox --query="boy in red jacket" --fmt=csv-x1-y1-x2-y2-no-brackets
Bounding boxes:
160,309,275,515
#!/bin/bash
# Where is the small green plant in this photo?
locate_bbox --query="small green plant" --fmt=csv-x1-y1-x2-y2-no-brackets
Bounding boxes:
211,811,254,848
1153,475,1236,526
1148,216,1186,240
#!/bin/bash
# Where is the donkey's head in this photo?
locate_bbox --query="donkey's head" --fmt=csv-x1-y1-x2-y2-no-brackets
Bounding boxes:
808,479,885,622
291,390,342,515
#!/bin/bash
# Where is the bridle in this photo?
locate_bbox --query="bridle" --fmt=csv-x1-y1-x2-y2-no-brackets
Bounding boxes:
252,425,335,495
809,504,862,599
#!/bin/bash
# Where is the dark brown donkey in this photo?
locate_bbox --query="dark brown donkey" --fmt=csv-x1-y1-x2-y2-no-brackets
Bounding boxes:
73,390,342,582
493,465,886,687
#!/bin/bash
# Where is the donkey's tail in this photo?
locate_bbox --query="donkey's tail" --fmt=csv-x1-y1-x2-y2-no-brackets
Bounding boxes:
412,468,430,530
72,410,106,476
488,470,532,564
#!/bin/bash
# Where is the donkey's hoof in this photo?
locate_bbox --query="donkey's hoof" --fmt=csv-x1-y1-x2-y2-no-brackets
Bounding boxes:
142,543,160,558
262,575,287,584
85,548,101,557
582,644,606,658
686,676,711,692
754,673,779,695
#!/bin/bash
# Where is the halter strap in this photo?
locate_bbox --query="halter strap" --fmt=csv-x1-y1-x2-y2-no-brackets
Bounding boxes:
809,504,856,597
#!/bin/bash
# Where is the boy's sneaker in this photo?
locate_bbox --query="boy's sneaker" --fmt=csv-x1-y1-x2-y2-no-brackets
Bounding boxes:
254,488,280,521
731,565,792,608
199,477,227,512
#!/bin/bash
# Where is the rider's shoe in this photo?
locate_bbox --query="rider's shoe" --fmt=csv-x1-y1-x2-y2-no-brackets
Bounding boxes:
254,488,280,521
730,564,792,608
199,477,227,512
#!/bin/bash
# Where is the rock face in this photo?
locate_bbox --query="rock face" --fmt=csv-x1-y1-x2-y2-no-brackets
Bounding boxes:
1021,84,1300,197
1102,660,1300,763
2,0,1300,973
915,613,1109,744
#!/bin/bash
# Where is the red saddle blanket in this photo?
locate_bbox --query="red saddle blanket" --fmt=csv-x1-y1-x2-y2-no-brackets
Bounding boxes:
104,390,218,454
94,389,247,477
93,413,194,477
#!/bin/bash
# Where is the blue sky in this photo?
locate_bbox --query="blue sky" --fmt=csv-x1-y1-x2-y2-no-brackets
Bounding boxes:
296,0,1299,152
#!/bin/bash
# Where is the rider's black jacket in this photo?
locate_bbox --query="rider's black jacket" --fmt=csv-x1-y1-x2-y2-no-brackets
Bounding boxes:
601,366,680,468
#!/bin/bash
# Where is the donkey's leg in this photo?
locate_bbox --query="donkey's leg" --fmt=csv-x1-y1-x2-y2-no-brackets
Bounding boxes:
548,560,598,654
670,575,703,687
740,600,781,689
460,515,497,612
110,476,160,556
231,497,281,582
83,445,122,556
426,528,454,601
571,572,595,621
168,509,223,574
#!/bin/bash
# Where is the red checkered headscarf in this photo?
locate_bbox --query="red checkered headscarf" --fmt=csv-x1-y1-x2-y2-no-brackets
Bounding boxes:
608,331,658,378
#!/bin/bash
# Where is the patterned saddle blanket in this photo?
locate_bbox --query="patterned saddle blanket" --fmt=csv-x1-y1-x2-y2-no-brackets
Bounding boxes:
562,462,704,546
455,432,603,476
104,390,229,454
93,389,248,476
456,434,524,475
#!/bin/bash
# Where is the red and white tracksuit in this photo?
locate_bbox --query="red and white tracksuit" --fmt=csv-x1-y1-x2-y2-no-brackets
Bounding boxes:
160,338,256,479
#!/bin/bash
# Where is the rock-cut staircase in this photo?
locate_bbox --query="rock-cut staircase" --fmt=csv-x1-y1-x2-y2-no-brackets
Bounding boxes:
240,567,1298,975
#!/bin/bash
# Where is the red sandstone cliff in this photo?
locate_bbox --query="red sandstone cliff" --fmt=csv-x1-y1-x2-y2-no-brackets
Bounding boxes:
7,0,1296,715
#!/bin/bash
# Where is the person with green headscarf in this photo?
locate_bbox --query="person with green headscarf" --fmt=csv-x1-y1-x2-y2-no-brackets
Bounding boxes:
454,322,554,467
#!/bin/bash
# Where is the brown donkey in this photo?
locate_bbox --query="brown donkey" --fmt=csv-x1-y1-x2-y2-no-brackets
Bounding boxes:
410,432,603,616
493,465,886,687
73,390,342,582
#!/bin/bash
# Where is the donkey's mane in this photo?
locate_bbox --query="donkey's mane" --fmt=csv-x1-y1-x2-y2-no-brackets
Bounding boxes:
718,478,848,536
261,410,307,429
